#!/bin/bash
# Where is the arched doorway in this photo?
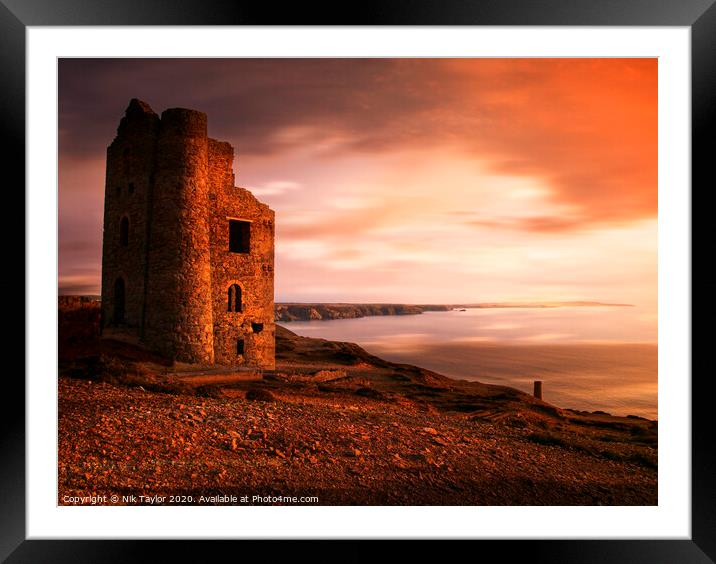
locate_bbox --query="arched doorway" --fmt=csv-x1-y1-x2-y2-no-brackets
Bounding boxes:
113,277,126,324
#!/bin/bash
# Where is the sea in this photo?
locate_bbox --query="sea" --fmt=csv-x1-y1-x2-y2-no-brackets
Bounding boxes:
282,306,658,419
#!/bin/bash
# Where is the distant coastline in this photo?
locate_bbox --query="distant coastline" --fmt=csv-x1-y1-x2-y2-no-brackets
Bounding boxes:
57,296,633,323
274,301,633,322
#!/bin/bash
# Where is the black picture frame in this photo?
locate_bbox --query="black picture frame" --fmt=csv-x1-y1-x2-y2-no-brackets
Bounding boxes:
6,1,715,561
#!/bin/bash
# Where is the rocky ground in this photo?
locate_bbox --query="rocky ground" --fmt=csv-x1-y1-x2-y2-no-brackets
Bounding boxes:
58,301,657,506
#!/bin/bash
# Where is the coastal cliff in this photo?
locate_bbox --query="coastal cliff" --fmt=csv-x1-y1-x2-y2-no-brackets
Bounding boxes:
273,301,631,322
274,303,450,322
58,297,656,506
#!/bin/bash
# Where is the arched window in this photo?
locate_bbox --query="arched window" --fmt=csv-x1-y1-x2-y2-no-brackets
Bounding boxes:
113,277,125,324
227,284,242,312
120,216,129,247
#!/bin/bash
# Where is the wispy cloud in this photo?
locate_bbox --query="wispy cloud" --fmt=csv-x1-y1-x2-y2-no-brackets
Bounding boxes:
248,180,302,197
58,58,657,308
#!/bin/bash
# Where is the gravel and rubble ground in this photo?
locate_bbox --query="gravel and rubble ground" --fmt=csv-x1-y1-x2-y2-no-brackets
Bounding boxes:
58,302,657,506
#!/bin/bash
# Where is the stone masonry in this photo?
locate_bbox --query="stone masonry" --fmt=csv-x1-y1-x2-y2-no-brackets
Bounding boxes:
100,99,275,368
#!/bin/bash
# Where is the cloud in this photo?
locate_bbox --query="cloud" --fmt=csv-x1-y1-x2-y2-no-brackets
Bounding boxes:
59,58,656,232
58,58,657,305
467,215,589,233
248,181,302,197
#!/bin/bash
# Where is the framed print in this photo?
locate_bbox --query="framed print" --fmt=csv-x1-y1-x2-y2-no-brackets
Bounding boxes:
7,0,715,561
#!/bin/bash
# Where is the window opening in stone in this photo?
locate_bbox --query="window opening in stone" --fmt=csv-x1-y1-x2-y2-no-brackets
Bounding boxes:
113,277,125,324
236,338,245,355
228,284,242,312
128,182,135,194
120,217,129,246
228,220,250,253
252,323,264,333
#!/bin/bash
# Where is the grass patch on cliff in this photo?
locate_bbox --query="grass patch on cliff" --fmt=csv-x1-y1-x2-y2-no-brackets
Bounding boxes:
526,430,657,469
525,431,570,448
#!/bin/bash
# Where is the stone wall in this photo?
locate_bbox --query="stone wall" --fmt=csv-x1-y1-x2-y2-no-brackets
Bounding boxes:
208,140,275,368
59,295,101,312
101,99,159,333
100,99,274,368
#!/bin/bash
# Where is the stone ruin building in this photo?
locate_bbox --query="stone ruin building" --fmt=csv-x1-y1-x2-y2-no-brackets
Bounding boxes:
100,99,275,369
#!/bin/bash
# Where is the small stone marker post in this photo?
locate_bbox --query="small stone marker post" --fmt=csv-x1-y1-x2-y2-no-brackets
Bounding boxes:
533,380,543,400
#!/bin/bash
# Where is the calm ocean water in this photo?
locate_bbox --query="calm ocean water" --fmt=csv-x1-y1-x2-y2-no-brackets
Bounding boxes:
283,306,658,419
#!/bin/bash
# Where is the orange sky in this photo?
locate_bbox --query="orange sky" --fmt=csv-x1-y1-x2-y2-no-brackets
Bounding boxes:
58,58,657,312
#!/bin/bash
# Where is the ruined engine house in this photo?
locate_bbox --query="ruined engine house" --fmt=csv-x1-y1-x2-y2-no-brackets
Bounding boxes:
100,99,275,368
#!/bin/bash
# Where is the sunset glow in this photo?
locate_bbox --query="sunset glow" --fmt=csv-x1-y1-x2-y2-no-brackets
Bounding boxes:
59,58,657,314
